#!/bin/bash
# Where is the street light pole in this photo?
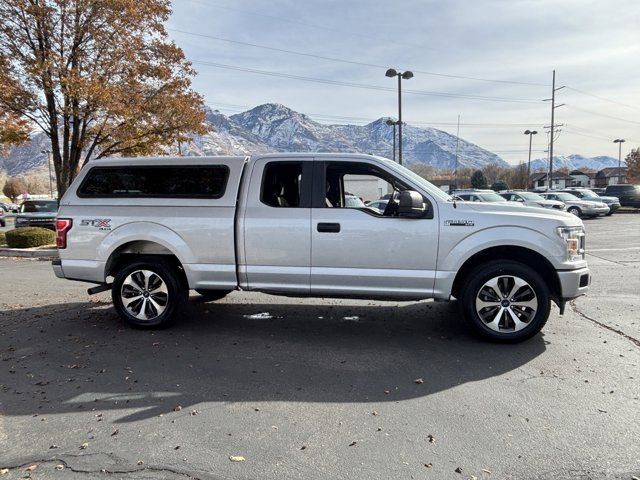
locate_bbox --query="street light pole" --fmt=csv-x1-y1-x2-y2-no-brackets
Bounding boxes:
524,130,538,188
613,139,626,184
385,118,398,162
41,149,53,198
385,68,413,166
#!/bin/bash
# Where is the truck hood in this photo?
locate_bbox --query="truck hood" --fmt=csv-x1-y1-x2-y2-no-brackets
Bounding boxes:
458,200,581,225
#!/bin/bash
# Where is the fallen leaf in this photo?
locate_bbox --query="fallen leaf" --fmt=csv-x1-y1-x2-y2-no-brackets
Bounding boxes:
371,411,378,416
414,378,424,384
455,467,463,474
383,389,390,395
0,468,8,475
424,463,433,468
55,465,64,471
189,410,198,416
348,441,357,447
174,446,180,450
152,342,160,346
49,444,58,449
597,408,607,413
229,456,246,462
427,434,435,443
80,442,88,450
482,469,492,474
173,405,182,412
137,460,144,465
111,429,119,436
300,446,306,450
25,464,37,472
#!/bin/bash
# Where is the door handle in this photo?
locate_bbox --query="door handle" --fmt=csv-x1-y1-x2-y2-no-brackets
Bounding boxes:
317,222,340,233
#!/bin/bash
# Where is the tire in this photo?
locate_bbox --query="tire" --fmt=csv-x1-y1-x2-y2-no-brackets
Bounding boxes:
567,206,581,216
112,257,187,328
460,260,551,343
606,212,613,216
195,289,232,301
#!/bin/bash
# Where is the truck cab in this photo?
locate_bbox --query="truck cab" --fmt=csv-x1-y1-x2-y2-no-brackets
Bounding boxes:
53,154,590,342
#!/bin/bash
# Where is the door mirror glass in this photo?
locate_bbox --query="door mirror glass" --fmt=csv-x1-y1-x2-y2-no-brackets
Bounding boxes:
398,190,426,218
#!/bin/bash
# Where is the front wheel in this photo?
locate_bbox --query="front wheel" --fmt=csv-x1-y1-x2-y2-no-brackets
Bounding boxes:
567,206,581,216
460,260,551,343
112,257,187,328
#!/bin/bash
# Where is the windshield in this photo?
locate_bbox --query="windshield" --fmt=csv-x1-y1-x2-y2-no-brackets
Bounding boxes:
375,156,452,201
20,201,58,213
575,190,599,199
553,193,580,201
519,192,545,201
479,192,507,202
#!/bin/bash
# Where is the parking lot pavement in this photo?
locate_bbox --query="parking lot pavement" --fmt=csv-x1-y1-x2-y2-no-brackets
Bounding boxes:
0,216,638,480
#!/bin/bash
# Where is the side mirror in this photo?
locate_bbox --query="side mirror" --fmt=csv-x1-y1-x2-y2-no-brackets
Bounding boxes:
398,190,426,218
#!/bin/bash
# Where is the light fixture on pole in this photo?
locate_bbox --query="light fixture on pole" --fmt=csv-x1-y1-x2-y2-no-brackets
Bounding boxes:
41,149,53,198
385,68,413,166
613,139,626,184
524,130,538,188
385,118,399,162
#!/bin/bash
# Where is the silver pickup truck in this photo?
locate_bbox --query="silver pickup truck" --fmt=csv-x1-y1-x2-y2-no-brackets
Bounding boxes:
53,153,590,342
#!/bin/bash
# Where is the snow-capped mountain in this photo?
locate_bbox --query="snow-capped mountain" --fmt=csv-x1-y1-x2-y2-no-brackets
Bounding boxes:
0,102,527,175
529,154,624,172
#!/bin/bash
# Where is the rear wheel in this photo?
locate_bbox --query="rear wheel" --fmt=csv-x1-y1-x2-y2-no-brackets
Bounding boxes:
195,289,232,301
112,257,187,328
460,260,551,342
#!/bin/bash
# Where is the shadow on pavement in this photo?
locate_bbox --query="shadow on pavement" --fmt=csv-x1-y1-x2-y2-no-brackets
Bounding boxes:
0,297,546,423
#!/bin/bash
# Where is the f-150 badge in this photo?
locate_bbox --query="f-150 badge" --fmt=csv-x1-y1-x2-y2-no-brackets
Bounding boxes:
445,220,474,227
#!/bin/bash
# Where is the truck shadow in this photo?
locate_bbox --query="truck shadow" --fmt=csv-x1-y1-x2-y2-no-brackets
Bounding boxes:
0,295,546,423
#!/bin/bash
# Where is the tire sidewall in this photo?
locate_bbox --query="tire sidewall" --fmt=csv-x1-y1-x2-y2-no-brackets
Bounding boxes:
567,207,581,216
461,260,551,342
112,258,186,328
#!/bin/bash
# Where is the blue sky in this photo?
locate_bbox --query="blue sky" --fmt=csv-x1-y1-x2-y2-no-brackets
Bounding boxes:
168,0,640,164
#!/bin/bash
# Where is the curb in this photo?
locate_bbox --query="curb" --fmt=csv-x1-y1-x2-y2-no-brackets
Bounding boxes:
0,247,58,259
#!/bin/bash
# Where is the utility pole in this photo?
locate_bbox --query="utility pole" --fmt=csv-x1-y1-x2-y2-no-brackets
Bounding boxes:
544,70,565,190
454,114,460,190
613,139,626,184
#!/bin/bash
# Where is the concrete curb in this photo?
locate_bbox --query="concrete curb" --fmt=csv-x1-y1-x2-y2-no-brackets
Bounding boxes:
616,208,640,214
0,247,58,259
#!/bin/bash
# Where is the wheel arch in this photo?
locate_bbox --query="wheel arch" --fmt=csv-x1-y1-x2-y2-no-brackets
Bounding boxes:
451,245,561,302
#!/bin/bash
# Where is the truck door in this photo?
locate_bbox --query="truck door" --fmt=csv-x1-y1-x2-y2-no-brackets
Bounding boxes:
310,159,438,298
240,158,313,293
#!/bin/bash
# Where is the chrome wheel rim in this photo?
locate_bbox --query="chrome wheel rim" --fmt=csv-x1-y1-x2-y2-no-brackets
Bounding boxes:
121,270,168,321
475,275,537,333
568,208,580,216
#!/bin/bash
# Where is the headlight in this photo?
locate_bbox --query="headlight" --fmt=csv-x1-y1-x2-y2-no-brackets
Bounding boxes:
556,226,585,261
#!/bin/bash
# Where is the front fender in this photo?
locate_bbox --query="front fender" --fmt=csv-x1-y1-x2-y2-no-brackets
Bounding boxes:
97,221,196,266
437,225,566,272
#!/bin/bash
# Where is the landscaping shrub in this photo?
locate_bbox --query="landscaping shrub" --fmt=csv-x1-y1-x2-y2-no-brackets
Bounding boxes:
5,227,56,248
0,231,5,246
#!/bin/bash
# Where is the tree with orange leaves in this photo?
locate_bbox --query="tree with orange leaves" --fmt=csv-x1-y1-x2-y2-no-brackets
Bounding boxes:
0,0,207,198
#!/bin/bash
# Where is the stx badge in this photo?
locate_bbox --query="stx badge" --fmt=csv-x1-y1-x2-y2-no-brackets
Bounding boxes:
81,218,112,230
444,219,475,227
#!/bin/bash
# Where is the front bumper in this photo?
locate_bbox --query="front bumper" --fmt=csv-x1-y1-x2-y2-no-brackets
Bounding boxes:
583,206,609,216
557,266,590,299
607,203,620,213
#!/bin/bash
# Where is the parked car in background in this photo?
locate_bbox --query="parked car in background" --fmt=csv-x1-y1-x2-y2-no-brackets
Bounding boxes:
0,202,18,213
0,209,5,227
14,199,59,230
559,188,620,215
499,191,565,210
365,199,389,213
455,189,524,206
539,192,609,218
604,184,640,208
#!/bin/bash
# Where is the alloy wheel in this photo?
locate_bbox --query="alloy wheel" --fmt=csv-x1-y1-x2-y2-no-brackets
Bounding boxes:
120,269,168,321
475,275,538,333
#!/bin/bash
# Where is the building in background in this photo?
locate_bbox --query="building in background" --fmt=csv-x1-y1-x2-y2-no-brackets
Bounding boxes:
568,170,596,188
595,167,627,187
529,172,574,189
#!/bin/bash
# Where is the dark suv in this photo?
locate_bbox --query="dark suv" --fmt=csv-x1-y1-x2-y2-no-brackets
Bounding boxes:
604,184,640,208
14,199,59,230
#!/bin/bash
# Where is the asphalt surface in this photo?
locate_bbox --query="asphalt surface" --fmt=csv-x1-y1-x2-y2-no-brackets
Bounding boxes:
0,215,638,480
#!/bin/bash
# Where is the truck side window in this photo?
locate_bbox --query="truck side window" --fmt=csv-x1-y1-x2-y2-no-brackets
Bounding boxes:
261,162,303,208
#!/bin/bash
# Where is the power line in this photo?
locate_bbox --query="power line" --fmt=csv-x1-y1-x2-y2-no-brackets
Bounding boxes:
566,105,640,126
565,86,640,111
171,27,548,87
204,102,544,128
193,61,543,104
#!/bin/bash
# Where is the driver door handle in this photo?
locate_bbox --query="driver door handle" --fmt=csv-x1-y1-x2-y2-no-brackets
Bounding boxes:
317,222,340,233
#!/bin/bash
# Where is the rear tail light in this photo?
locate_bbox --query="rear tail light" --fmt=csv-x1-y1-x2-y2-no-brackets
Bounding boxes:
56,218,72,249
